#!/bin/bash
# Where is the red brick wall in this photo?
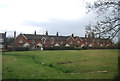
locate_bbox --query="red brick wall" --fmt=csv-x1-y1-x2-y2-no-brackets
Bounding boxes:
67,36,75,46
14,34,28,47
75,37,84,46
14,34,112,48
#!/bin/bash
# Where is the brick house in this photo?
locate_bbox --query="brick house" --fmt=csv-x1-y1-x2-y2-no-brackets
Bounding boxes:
14,31,112,48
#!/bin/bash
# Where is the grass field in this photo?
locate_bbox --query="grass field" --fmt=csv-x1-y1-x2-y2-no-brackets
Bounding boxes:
2,49,118,79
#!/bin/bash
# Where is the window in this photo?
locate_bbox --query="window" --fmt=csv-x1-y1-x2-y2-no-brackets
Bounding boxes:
77,41,80,43
69,41,72,44
32,40,35,43
19,39,23,43
31,45,35,49
42,39,45,44
41,37,46,44
50,38,54,44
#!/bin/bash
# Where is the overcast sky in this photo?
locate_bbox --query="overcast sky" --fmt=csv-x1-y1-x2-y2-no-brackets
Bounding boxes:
0,0,97,37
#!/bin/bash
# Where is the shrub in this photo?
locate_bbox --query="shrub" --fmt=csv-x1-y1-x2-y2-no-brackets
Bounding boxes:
74,47,82,50
87,46,119,49
81,46,87,50
43,46,81,50
7,47,30,51
14,47,29,51
7,47,14,51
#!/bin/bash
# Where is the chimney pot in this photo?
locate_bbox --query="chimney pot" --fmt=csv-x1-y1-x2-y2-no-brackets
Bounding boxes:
34,30,36,35
46,31,48,36
5,32,7,37
85,34,87,38
72,33,74,37
56,32,59,36
14,31,16,39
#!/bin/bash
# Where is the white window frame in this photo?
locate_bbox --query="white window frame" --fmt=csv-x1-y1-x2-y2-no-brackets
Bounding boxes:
50,38,54,44
41,37,46,44
77,41,80,43
69,41,72,44
19,39,23,43
32,40,35,44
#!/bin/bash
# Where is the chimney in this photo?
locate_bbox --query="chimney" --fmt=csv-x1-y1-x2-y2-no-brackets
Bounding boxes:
72,33,74,37
99,35,101,38
5,32,7,37
56,32,59,36
34,30,36,35
14,31,16,39
46,31,48,36
85,34,87,38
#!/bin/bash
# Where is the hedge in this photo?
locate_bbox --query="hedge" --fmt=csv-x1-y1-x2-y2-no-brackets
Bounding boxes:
88,46,119,49
7,47,30,51
43,46,81,50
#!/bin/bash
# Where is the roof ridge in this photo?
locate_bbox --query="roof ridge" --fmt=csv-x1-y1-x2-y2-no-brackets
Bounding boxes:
23,33,69,37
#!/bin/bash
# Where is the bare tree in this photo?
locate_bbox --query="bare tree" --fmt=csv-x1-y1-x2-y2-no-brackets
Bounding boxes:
85,0,120,40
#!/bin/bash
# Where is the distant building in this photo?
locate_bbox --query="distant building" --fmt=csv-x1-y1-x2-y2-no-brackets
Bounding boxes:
0,32,7,49
14,31,112,49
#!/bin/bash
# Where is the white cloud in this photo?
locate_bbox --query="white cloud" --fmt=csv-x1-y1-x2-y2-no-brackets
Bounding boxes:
0,0,86,21
0,0,96,36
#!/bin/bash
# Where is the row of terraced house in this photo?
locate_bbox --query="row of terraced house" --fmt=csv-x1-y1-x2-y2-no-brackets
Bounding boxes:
13,31,112,49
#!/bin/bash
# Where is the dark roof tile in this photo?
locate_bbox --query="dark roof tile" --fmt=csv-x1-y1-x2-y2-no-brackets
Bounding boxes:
22,34,109,42
23,34,69,41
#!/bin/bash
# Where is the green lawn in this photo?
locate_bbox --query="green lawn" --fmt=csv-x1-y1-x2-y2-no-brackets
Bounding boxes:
2,49,118,79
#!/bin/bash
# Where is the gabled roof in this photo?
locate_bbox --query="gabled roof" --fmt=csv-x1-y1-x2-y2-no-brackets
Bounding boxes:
23,34,44,40
22,34,109,42
80,37,86,42
80,37,109,42
73,36,78,40
23,34,69,41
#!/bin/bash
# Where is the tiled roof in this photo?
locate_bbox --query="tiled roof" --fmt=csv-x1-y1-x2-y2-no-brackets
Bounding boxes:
23,34,109,42
23,34,44,40
23,34,69,41
73,36,78,40
80,37,108,42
